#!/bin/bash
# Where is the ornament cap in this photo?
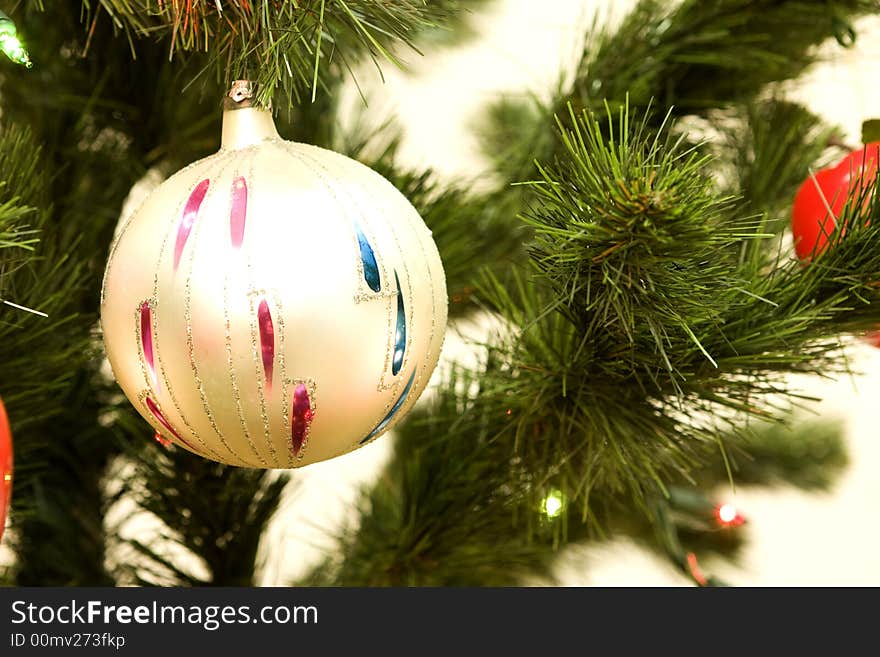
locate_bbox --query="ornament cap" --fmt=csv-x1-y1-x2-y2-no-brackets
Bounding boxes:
220,80,279,150
220,107,280,150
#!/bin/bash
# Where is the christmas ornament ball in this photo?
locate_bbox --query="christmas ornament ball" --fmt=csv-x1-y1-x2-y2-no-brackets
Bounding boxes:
0,397,12,541
101,89,447,468
791,142,880,260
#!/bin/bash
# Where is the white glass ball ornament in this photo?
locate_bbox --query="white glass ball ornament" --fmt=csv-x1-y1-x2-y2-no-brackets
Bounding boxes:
101,90,447,468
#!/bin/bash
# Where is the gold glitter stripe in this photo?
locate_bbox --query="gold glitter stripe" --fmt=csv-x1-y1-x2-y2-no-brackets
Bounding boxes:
268,287,295,467
236,150,281,467
182,154,257,466
153,154,243,462
222,152,270,466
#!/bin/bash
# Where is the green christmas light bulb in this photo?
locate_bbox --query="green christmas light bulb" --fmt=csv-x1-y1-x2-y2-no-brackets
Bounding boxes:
541,489,565,519
0,11,32,68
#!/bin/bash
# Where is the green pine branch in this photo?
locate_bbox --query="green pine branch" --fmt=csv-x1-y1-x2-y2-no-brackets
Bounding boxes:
300,366,561,586
112,415,291,587
579,0,875,112
304,93,868,586
83,0,478,107
715,100,840,230
697,416,848,492
482,0,880,182
299,364,847,586
0,4,223,585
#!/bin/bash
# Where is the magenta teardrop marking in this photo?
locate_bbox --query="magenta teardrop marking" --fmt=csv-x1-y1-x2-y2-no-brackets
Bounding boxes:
146,396,195,451
173,179,210,272
139,301,159,391
291,384,313,458
230,176,248,248
257,299,275,390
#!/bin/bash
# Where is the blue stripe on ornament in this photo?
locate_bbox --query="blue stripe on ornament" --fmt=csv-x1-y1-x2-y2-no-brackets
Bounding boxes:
356,224,381,292
392,271,406,376
360,369,416,444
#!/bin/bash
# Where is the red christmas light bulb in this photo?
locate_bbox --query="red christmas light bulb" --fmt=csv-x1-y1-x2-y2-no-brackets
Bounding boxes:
715,502,745,528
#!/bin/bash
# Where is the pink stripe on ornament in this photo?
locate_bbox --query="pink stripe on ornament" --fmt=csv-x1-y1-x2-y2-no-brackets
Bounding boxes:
146,396,195,452
291,384,313,458
139,301,159,391
257,299,274,390
173,179,210,272
230,177,248,249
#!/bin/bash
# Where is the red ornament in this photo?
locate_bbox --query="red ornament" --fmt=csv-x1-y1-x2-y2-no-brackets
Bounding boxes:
0,398,13,542
791,142,880,260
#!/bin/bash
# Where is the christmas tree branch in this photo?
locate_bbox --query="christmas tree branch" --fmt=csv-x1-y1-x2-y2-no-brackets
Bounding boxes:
483,0,879,182
299,103,870,586
716,100,840,232
299,361,847,586
578,0,876,113
112,421,291,586
0,4,231,584
83,0,477,108
477,103,879,511
519,104,755,390
697,416,848,492
300,367,561,586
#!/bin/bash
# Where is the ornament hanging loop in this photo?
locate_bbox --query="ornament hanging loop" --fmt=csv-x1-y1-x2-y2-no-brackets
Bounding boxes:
224,80,258,110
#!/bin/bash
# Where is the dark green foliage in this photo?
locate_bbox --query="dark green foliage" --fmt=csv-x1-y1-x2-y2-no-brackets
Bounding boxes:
0,126,92,430
715,100,840,249
85,0,477,108
302,367,559,586
300,364,843,586
506,101,880,525
11,370,119,585
0,6,160,583
0,3,265,585
307,101,872,585
522,106,747,382
579,0,875,113
520,104,880,401
420,0,493,46
862,118,880,144
113,418,290,586
698,417,848,491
